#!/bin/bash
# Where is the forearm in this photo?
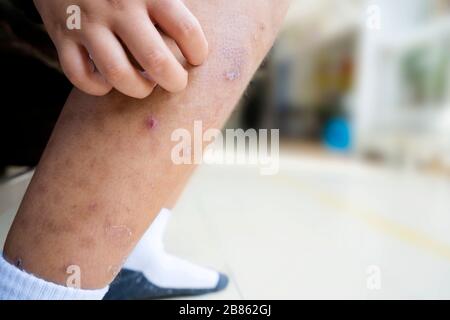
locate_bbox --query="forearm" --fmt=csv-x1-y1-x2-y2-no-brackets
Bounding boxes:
4,0,290,289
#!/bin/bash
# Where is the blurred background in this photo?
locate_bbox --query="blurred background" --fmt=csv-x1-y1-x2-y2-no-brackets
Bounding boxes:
1,0,450,299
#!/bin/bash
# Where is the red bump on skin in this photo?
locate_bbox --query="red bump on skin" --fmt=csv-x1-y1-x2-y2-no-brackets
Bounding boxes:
146,115,158,130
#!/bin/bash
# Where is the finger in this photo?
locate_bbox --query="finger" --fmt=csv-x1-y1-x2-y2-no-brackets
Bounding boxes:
84,27,156,99
149,0,208,66
57,40,112,96
114,12,188,93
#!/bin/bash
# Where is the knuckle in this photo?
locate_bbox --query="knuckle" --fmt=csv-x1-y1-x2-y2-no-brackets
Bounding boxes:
177,20,199,38
103,63,127,82
142,49,169,73
52,21,76,40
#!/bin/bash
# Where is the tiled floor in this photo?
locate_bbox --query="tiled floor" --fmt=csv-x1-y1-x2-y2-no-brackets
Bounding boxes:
1,150,450,299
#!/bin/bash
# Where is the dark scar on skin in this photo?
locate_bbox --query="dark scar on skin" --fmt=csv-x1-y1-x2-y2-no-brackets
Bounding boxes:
15,259,23,270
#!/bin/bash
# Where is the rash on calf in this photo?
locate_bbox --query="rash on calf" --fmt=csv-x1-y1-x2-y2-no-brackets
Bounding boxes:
103,222,134,249
221,46,249,82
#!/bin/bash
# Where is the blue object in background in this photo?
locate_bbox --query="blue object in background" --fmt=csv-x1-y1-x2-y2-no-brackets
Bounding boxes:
323,117,352,151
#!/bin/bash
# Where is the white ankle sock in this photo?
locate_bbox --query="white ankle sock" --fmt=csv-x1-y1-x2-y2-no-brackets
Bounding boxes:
0,255,108,300
124,208,220,289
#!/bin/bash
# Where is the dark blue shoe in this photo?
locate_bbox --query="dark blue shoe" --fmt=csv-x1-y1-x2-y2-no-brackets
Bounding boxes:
103,268,229,300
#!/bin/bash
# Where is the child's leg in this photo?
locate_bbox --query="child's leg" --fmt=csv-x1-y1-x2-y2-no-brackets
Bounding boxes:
3,0,290,290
